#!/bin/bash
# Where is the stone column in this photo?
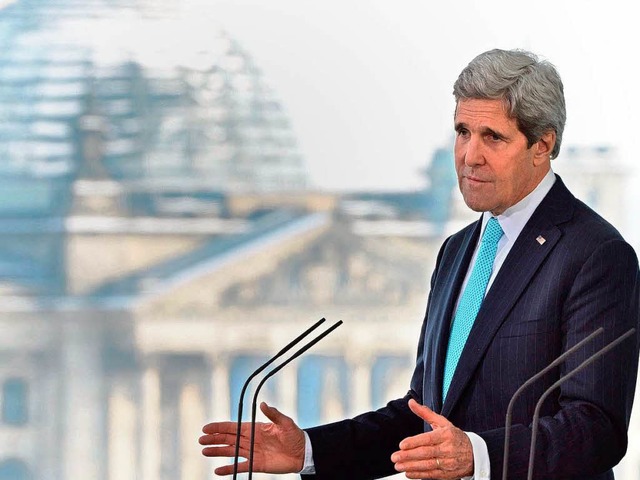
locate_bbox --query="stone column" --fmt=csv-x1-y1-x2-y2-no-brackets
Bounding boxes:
141,362,161,480
210,355,231,420
108,378,137,480
347,350,373,415
205,354,238,477
180,382,206,480
61,316,106,480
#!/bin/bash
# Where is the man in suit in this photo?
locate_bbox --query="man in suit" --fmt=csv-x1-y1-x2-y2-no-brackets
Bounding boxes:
200,49,640,479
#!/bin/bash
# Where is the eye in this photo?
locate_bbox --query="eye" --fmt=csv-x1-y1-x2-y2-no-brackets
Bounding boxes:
456,128,469,138
487,133,503,142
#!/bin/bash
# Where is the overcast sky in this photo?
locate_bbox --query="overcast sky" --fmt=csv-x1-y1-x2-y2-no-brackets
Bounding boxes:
199,0,637,192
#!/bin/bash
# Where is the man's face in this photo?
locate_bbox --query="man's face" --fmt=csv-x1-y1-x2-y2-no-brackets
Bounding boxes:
454,98,551,215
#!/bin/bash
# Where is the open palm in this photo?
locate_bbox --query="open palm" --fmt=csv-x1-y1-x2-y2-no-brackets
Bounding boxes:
200,402,306,476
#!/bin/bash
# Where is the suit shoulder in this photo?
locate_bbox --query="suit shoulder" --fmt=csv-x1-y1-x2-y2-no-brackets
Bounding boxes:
561,198,638,265
569,198,628,243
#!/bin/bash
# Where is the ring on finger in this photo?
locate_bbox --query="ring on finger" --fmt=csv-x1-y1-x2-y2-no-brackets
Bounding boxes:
435,458,441,469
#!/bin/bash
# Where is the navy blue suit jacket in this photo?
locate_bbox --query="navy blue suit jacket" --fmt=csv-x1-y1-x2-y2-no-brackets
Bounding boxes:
304,177,640,479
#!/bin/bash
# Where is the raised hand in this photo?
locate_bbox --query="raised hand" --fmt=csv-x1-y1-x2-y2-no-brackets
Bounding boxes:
199,402,306,476
391,399,473,479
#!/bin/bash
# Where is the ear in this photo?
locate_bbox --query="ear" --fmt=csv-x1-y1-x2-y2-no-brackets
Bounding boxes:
533,130,556,165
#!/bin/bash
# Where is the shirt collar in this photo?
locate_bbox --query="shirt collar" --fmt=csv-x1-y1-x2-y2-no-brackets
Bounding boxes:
481,169,556,242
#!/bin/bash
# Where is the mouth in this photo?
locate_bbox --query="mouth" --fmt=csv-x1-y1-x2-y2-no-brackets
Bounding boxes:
463,175,489,184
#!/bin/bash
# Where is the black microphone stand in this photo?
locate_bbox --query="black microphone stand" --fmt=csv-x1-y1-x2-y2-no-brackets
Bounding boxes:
249,320,342,480
501,327,603,480
231,318,326,480
247,320,343,480
526,328,636,480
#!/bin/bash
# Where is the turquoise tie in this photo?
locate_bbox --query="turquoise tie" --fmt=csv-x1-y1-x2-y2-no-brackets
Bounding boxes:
443,217,504,401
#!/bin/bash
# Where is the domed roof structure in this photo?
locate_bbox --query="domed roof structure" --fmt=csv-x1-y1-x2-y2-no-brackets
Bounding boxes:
0,0,307,219
0,0,308,297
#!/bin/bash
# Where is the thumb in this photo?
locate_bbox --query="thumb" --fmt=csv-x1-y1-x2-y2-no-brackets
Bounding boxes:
408,398,451,429
260,402,292,426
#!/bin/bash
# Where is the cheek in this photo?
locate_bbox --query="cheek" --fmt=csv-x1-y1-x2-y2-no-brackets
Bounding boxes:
453,141,463,161
454,161,463,177
495,164,525,201
509,163,531,188
494,160,517,182
454,152,465,173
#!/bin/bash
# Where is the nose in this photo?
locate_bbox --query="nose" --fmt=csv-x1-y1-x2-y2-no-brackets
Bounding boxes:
462,136,485,167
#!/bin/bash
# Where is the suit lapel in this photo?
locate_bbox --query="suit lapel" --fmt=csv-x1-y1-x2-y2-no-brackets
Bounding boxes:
426,220,481,413
440,177,575,416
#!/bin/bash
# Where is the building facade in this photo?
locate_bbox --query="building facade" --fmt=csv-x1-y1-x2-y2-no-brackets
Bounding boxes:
1,2,638,480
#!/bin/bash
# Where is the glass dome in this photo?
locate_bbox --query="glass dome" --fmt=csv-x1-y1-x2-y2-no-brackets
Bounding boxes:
0,0,308,219
0,0,308,295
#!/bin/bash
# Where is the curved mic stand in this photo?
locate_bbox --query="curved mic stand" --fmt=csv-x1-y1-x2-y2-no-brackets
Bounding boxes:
248,320,343,480
526,328,636,480
231,317,326,480
501,327,603,480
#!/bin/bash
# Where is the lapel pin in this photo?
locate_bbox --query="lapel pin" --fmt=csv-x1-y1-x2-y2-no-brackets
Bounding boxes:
536,235,546,245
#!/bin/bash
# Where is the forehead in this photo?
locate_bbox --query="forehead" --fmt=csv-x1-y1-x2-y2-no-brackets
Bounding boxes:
454,98,517,129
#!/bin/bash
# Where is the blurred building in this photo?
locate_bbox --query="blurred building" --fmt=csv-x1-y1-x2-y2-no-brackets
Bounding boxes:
0,1,450,480
554,145,627,229
0,2,637,480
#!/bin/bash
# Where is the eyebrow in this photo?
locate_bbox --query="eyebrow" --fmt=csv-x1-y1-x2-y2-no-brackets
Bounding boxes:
455,122,508,140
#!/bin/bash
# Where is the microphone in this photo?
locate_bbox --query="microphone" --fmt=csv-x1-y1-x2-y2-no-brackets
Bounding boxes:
247,320,343,480
231,317,327,480
501,327,604,480
526,328,636,480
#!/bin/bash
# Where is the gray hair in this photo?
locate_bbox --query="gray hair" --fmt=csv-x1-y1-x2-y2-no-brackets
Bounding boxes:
453,49,566,159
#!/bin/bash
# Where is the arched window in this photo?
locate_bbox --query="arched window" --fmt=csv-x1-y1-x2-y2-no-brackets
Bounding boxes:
0,458,31,480
2,378,28,425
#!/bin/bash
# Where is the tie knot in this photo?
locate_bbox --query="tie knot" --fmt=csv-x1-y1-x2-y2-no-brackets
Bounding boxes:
482,217,503,246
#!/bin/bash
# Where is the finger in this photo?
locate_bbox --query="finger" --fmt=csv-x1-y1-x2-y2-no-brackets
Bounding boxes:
393,456,441,475
391,445,440,463
398,429,447,450
396,460,460,480
407,399,452,429
201,445,250,458
395,467,440,480
202,421,241,435
260,402,293,426
199,432,243,446
214,459,249,476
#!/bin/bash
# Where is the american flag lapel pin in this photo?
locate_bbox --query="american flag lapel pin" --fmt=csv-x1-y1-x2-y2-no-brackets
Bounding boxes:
536,235,546,245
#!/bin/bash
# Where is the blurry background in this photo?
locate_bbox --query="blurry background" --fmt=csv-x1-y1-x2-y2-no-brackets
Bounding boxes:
0,0,638,479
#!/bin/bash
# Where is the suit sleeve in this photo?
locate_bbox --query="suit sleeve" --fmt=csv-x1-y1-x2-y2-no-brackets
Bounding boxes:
479,238,640,479
302,394,421,480
302,311,429,480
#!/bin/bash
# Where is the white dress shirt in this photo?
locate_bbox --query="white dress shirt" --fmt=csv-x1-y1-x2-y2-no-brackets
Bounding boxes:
456,168,556,480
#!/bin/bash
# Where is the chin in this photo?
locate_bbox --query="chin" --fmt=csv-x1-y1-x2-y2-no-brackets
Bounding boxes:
462,199,487,213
